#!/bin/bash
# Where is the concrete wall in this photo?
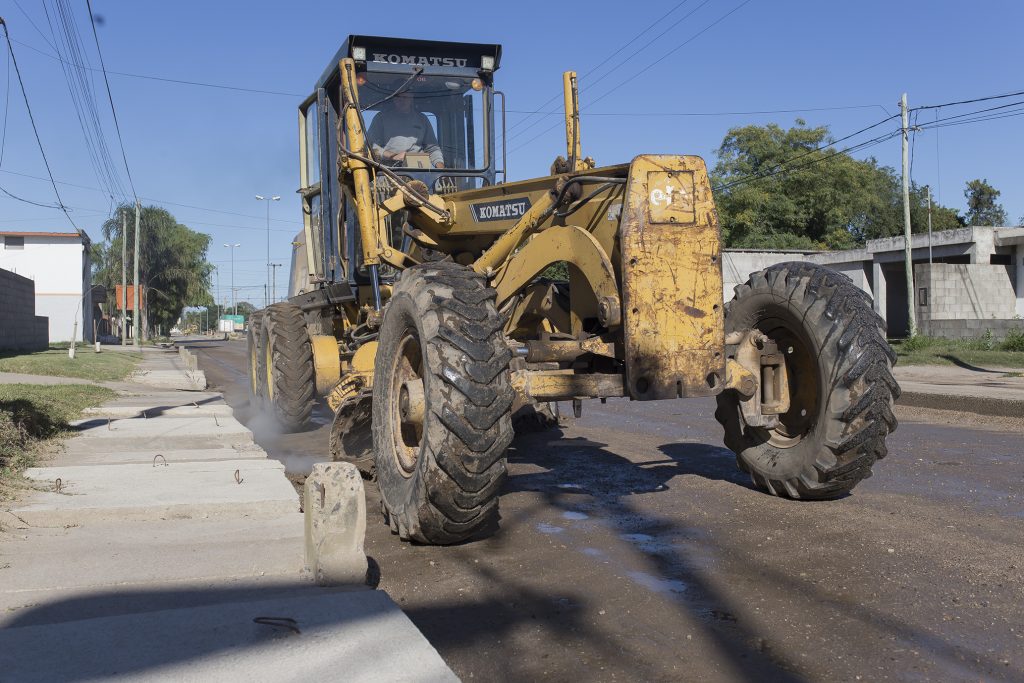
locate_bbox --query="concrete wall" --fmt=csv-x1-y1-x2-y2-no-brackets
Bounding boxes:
922,318,1023,341
915,263,1017,320
0,268,48,351
0,234,90,342
721,250,817,298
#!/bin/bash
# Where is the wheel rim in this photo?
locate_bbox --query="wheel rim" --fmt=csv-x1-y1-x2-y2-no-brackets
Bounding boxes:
751,315,820,449
388,327,425,477
249,335,259,395
264,341,274,401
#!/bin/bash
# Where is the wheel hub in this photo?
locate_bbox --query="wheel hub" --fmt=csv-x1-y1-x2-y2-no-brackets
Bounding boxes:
390,331,425,476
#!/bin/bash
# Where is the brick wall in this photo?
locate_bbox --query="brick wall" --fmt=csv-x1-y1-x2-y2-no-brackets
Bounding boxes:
0,268,48,351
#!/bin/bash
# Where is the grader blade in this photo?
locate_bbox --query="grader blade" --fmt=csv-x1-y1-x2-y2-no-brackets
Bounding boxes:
329,391,375,478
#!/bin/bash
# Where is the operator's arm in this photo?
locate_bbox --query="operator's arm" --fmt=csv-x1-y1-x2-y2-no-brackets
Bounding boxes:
420,114,445,168
365,113,390,160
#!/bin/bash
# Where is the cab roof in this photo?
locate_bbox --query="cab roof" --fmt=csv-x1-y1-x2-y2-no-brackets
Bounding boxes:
315,35,502,91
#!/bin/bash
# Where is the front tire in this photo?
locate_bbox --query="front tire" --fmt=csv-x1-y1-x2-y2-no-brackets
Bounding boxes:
715,262,900,499
372,262,514,544
260,302,315,432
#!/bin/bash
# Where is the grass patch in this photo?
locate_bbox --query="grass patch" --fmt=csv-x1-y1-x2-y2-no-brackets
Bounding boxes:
0,383,115,499
0,346,141,381
891,332,1024,369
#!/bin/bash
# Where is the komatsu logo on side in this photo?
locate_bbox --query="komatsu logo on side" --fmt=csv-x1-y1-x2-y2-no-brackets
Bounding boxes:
372,53,468,68
471,198,532,222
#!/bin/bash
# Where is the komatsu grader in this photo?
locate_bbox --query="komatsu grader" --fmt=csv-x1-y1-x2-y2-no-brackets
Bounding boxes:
248,36,899,545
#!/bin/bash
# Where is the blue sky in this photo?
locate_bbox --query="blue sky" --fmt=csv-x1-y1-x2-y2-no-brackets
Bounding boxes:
1,0,1021,305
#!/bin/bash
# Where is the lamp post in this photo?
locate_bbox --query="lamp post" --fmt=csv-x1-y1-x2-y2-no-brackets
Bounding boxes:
255,194,280,308
224,243,240,315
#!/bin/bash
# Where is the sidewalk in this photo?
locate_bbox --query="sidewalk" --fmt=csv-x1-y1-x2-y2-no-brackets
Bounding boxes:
894,363,1024,417
0,347,456,682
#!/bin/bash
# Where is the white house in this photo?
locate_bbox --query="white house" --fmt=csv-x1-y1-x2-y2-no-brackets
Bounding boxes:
0,231,92,342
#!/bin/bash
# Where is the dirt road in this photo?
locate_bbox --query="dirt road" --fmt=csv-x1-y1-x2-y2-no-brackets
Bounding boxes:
188,338,1023,682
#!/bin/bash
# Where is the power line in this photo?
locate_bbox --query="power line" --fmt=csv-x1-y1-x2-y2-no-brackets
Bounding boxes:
911,88,1024,112
0,19,81,233
0,167,302,225
85,0,137,201
9,35,302,97
509,0,758,155
715,129,901,192
505,103,891,118
43,0,129,203
507,0,717,146
505,0,696,137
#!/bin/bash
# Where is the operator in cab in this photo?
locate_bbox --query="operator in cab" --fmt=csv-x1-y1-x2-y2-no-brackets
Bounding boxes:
366,90,445,169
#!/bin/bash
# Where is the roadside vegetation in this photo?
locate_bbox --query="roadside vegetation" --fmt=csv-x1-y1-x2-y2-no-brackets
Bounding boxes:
0,346,141,382
0,384,115,499
892,330,1024,368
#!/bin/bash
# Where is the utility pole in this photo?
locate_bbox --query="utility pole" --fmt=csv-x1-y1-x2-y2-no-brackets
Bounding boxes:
255,194,281,308
270,263,282,304
926,185,933,267
224,243,240,315
900,93,917,338
215,266,220,325
120,209,127,346
132,200,141,347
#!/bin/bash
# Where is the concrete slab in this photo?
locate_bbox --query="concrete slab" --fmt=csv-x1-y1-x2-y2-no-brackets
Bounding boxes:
0,515,304,608
0,590,458,682
83,403,234,418
68,414,253,451
13,460,299,524
131,368,207,391
50,446,267,466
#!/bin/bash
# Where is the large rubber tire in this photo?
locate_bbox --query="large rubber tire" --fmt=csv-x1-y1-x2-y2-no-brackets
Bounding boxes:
246,310,264,401
372,261,514,544
260,302,315,432
714,262,900,499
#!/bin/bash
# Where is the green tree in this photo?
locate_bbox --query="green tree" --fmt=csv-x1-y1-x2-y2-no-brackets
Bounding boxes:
92,204,214,337
712,121,964,249
963,178,1008,226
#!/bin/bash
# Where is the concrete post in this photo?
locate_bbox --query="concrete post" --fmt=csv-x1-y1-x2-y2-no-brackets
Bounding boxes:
303,462,368,586
1016,250,1024,316
872,260,887,329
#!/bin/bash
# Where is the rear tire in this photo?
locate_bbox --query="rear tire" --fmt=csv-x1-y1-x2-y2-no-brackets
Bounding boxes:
247,311,264,402
261,302,315,432
372,262,514,544
714,262,900,499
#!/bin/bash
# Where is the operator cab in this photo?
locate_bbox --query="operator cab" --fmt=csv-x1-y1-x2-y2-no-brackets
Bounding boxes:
297,36,502,291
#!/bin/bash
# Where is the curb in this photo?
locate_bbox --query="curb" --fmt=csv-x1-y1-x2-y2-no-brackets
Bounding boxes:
897,391,1024,418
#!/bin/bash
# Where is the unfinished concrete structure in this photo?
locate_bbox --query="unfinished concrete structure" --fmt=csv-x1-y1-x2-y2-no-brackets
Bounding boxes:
723,226,1024,339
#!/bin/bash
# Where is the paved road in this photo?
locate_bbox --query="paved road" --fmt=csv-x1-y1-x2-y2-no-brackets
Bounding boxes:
187,338,1024,682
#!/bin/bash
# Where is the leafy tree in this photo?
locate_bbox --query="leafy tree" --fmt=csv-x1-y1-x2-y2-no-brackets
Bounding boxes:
963,178,1008,226
712,121,964,249
92,204,214,337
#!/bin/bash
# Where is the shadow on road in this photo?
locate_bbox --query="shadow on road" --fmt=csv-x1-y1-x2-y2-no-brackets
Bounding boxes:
505,429,806,682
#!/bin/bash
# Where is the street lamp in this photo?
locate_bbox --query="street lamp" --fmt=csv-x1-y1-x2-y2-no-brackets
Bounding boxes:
224,243,241,315
255,194,280,308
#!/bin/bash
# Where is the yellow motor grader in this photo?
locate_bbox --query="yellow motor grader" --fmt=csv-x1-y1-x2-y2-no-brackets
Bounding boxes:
248,35,899,544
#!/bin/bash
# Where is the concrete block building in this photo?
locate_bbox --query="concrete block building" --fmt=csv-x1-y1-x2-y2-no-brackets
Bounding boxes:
0,231,92,343
722,226,1024,339
0,268,49,351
